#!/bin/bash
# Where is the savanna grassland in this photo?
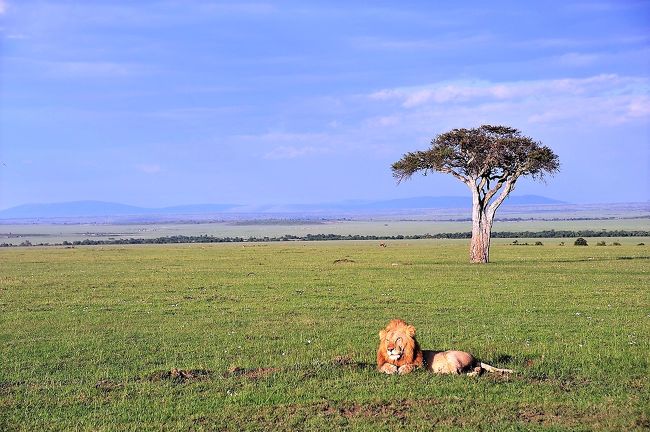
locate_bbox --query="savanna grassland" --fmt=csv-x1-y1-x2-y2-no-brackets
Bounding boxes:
1,240,649,431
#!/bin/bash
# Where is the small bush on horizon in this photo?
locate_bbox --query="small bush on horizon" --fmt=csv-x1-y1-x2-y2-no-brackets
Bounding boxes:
574,238,588,246
596,241,607,246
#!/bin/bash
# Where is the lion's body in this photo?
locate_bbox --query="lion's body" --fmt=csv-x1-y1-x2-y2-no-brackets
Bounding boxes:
377,319,513,376
423,350,481,375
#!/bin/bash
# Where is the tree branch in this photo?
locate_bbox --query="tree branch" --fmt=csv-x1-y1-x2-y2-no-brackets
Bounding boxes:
439,167,472,185
483,176,507,206
487,167,524,216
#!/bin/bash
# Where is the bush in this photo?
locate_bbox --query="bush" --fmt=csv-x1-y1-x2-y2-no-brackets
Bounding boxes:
638,243,645,246
596,241,606,246
612,242,621,246
559,241,565,246
535,241,543,246
574,238,588,246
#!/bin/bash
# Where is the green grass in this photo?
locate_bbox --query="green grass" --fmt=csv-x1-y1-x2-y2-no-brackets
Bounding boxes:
1,240,649,431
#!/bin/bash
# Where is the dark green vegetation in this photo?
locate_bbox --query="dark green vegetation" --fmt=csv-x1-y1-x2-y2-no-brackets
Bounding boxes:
2,229,649,247
1,241,648,430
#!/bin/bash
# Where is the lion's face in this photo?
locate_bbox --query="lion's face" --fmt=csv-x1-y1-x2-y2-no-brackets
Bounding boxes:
378,319,417,363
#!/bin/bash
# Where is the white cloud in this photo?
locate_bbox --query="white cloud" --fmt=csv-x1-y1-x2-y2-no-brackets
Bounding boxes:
365,115,400,128
232,132,333,160
556,52,600,67
367,75,650,126
135,163,162,174
370,74,634,107
237,131,325,142
351,33,493,51
627,97,650,118
200,2,276,15
264,146,328,160
43,61,142,78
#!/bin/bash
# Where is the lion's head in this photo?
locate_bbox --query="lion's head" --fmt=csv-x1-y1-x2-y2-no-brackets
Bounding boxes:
377,319,421,367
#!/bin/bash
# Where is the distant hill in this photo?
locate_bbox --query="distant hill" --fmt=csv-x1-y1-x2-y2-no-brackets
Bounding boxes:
0,201,240,219
0,195,566,221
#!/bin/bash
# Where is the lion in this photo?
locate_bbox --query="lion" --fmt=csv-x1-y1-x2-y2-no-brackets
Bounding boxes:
377,319,513,376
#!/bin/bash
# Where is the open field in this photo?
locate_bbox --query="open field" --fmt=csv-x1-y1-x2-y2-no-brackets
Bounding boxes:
1,241,649,430
1,216,649,245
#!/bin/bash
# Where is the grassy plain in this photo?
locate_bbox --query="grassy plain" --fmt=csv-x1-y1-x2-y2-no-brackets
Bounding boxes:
1,240,649,430
1,216,649,245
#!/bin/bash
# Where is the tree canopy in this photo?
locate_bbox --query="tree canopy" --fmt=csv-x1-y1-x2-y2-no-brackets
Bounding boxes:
391,125,560,192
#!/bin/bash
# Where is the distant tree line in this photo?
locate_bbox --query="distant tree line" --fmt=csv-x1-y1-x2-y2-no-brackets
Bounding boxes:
2,229,649,247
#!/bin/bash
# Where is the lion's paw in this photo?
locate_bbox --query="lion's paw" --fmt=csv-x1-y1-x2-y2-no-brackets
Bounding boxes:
380,363,398,374
397,364,414,375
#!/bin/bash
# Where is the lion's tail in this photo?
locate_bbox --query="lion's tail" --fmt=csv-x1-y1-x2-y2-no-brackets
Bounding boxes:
479,362,514,374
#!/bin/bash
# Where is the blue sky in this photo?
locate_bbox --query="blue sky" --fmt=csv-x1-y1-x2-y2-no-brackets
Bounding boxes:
1,0,648,209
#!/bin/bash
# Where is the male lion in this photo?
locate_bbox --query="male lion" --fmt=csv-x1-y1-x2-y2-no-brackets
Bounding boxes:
377,319,513,376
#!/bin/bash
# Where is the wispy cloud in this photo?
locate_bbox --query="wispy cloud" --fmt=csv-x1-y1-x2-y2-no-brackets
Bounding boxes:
563,1,646,12
370,74,642,107
264,145,328,160
198,2,276,15
351,33,493,51
520,34,650,49
144,106,248,120
555,52,601,67
135,163,162,174
217,73,649,166
367,74,650,125
232,132,332,160
1,57,152,79
42,60,149,78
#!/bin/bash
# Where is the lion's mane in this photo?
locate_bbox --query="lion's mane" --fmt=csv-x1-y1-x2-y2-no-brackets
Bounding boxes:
376,319,423,372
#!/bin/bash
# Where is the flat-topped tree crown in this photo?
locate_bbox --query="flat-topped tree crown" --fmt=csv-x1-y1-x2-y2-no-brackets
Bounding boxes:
392,125,559,184
392,125,559,263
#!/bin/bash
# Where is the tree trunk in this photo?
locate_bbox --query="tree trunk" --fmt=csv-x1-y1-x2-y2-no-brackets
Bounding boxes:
469,195,494,263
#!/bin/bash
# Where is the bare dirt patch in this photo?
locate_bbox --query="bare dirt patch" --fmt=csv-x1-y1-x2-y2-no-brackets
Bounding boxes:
224,366,280,380
331,355,373,370
318,398,441,421
147,368,213,383
333,258,356,264
94,379,124,392
524,374,592,392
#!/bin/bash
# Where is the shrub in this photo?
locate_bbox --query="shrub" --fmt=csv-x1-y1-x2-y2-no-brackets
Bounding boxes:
612,242,621,246
535,241,543,246
638,243,645,246
574,238,588,246
596,241,606,246
559,241,565,246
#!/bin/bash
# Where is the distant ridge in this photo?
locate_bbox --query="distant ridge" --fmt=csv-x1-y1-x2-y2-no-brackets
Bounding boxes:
0,201,240,219
0,195,565,220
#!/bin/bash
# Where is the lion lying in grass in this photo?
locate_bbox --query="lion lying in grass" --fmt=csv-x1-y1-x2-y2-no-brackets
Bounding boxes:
377,319,513,376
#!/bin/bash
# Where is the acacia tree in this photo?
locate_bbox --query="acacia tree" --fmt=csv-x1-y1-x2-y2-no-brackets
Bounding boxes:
392,125,559,263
